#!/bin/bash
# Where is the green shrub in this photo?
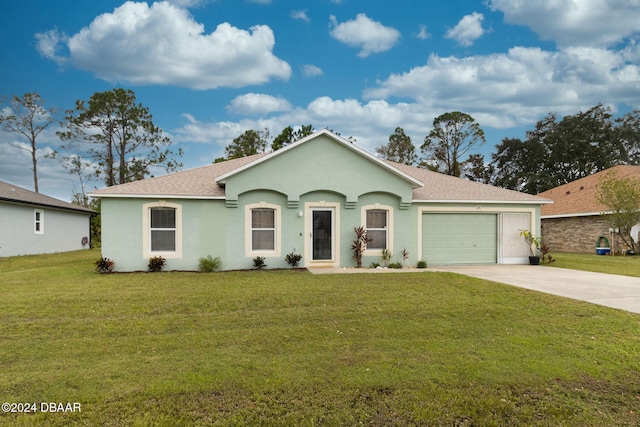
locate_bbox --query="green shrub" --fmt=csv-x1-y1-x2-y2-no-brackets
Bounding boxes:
285,252,302,267
381,248,392,267
253,256,266,270
369,262,380,268
388,262,403,269
416,260,427,268
148,256,166,272
198,255,221,272
95,257,115,274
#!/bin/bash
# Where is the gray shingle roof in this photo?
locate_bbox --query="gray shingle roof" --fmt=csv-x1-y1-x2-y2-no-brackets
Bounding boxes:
0,180,95,213
90,152,549,204
388,161,550,203
90,154,265,198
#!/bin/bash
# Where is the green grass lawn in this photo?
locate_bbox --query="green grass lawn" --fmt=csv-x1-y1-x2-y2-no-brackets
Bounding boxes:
1,250,639,426
547,251,640,277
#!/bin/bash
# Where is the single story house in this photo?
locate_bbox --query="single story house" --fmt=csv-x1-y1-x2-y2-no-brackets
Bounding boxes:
539,165,640,254
90,130,550,271
0,180,95,257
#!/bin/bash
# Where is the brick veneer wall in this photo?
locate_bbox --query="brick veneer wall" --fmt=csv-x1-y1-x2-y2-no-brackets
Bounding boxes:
541,215,624,254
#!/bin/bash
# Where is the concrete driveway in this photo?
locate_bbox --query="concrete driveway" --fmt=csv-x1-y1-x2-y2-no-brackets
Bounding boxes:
436,265,640,315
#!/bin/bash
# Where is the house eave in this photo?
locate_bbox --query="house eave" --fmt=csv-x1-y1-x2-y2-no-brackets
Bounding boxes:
0,197,96,214
88,193,226,200
542,211,609,219
414,199,550,205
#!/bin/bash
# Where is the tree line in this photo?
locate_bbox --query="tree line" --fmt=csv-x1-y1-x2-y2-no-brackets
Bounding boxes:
2,90,639,203
225,105,640,196
492,104,640,194
375,105,640,195
214,125,315,163
0,90,182,205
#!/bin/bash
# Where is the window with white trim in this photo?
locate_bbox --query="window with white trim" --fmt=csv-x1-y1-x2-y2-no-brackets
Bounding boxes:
34,209,44,234
150,207,176,252
143,201,182,258
366,209,387,249
245,202,281,257
362,204,394,255
251,208,276,251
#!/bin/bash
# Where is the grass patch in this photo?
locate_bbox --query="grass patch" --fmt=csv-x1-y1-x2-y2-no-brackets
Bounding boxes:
547,252,640,277
1,250,639,426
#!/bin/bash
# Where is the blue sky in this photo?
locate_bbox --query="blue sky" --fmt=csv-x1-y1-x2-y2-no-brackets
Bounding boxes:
1,0,640,201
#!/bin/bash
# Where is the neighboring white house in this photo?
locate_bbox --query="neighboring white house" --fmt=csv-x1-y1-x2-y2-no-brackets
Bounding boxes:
0,180,95,257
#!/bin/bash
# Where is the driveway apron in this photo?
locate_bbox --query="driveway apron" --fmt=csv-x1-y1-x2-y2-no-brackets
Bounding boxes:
435,265,640,315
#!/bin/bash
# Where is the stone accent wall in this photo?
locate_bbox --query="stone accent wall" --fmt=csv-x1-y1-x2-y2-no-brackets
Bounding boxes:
541,216,624,254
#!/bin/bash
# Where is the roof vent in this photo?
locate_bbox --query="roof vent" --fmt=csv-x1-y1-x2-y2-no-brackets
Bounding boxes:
579,186,584,190
566,190,571,195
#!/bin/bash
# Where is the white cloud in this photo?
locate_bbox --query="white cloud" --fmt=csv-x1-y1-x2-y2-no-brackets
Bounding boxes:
417,24,431,40
173,113,285,152
488,0,640,48
290,10,310,23
173,114,239,144
364,45,640,128
227,93,292,115
329,13,401,58
445,12,485,47
172,37,640,157
35,1,291,89
167,0,212,7
173,96,433,156
35,29,67,63
168,0,640,162
301,64,323,77
303,97,426,136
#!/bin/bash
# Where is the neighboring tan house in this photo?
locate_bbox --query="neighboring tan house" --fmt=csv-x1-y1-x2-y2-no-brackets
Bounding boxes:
90,130,550,271
539,165,640,254
0,180,95,257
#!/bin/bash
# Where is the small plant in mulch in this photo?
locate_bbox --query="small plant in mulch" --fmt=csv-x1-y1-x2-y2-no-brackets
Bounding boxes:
198,255,221,272
401,248,409,267
95,257,115,274
540,245,556,264
351,226,371,268
381,248,392,267
253,256,267,270
285,252,302,267
148,256,166,272
416,260,427,268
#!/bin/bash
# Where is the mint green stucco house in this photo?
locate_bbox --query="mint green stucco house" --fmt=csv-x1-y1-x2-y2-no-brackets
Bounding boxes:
91,130,550,271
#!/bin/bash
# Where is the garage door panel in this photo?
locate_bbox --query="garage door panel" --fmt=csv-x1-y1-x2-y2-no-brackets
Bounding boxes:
422,213,497,264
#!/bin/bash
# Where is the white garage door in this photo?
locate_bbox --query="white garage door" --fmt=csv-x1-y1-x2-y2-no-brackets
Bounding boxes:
422,213,497,264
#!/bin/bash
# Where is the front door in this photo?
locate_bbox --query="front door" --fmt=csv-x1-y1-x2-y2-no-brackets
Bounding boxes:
312,209,333,261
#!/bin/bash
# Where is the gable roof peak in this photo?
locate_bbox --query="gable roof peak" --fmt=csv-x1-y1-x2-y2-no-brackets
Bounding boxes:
215,129,424,188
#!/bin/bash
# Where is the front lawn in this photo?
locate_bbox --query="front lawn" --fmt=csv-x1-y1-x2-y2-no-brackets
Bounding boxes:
547,251,640,277
1,250,639,426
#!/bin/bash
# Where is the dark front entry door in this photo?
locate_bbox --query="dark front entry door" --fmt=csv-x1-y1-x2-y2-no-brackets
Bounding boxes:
312,209,333,261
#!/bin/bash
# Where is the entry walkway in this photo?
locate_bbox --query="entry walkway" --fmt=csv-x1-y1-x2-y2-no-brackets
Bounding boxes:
308,264,640,314
436,265,640,315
